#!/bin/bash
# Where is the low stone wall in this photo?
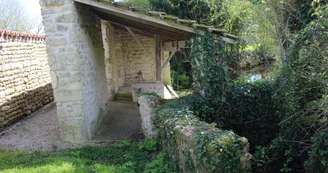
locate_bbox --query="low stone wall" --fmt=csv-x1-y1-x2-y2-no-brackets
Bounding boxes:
138,95,252,173
0,31,53,129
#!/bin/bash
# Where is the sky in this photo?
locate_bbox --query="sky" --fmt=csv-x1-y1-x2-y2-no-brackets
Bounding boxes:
20,0,43,33
16,0,122,33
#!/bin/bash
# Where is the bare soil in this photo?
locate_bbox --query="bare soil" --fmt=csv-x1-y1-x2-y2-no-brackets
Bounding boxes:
0,99,144,151
0,102,82,151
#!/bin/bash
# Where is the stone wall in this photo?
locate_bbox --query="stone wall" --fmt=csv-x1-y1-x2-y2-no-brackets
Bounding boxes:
138,95,252,173
40,0,108,142
121,29,156,85
103,23,158,98
102,22,125,100
0,32,53,129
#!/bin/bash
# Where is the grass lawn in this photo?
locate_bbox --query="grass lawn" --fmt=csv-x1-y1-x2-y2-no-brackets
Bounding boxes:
0,140,161,173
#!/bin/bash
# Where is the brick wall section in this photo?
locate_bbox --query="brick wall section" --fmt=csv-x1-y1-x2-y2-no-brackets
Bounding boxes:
0,36,53,129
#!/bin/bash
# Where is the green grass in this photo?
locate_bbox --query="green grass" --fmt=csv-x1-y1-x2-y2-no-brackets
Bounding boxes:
0,140,157,173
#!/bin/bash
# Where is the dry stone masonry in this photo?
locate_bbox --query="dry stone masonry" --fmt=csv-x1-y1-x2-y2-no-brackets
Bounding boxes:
40,0,108,142
0,31,53,129
102,21,157,100
138,95,159,138
40,0,174,143
138,95,252,172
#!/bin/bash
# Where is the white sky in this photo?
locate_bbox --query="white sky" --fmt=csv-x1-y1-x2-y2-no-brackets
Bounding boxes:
20,0,43,33
16,0,122,33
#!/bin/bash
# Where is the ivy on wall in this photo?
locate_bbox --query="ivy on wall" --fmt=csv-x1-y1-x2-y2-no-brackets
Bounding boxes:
188,34,229,100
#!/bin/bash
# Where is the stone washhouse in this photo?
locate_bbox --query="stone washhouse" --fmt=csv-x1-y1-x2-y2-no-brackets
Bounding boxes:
40,0,238,142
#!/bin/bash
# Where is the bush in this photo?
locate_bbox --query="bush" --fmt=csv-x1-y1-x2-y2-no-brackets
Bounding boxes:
305,129,328,173
171,70,191,89
184,81,280,151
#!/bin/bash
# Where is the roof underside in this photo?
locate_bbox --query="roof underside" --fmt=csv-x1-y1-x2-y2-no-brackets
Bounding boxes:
74,0,238,43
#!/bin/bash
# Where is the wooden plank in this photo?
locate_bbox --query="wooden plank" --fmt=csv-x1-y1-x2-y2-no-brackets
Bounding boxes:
93,10,187,41
75,0,239,44
155,35,162,81
112,23,173,41
74,0,198,34
161,50,177,72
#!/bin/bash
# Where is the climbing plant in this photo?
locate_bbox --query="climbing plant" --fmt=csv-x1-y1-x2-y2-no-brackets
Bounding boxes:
188,34,229,100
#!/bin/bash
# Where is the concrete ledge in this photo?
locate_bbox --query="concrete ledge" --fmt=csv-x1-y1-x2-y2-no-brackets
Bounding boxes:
132,82,175,102
138,95,252,173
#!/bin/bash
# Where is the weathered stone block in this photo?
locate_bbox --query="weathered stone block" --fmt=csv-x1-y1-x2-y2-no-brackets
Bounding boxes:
58,117,88,143
56,24,69,32
1,106,10,111
56,12,75,23
40,0,64,6
46,37,67,46
54,90,82,102
138,95,159,138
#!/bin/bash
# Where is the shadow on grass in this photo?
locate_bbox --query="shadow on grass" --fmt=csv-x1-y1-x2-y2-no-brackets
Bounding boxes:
0,144,151,173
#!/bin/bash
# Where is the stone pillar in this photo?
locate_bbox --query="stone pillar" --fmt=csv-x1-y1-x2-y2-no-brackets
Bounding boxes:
40,0,108,143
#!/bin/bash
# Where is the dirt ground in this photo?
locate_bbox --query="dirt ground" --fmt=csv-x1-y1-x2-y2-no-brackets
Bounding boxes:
0,100,143,151
0,102,82,151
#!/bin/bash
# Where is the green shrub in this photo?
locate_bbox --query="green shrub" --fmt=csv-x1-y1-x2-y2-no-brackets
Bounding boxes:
171,70,192,89
144,152,170,173
138,138,157,152
183,81,279,151
305,129,328,173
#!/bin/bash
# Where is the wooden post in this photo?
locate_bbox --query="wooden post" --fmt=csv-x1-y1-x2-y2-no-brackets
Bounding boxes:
155,35,162,82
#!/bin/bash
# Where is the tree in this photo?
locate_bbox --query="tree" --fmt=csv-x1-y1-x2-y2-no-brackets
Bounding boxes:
0,0,34,32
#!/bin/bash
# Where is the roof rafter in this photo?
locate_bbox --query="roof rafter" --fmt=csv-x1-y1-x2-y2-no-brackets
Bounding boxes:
74,0,239,44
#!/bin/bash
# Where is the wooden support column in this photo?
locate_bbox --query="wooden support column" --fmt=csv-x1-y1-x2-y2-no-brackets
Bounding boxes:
161,49,177,72
155,35,162,82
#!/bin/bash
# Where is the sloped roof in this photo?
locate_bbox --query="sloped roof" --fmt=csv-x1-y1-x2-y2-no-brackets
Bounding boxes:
74,0,238,44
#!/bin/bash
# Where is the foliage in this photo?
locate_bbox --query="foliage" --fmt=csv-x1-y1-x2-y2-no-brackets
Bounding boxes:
180,82,280,152
0,140,161,173
138,92,158,97
188,34,278,151
155,101,250,173
252,4,328,172
138,138,157,152
171,71,191,90
189,34,229,99
185,5,328,171
305,129,328,173
122,0,151,9
144,152,170,173
149,0,212,25
0,0,37,33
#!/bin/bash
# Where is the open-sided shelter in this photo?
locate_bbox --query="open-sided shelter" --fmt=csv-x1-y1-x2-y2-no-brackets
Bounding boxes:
40,0,238,142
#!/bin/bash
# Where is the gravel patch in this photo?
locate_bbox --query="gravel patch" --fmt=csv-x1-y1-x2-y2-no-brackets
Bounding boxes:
0,102,82,151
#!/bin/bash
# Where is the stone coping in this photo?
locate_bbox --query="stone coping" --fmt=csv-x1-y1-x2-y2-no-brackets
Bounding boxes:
0,30,46,41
